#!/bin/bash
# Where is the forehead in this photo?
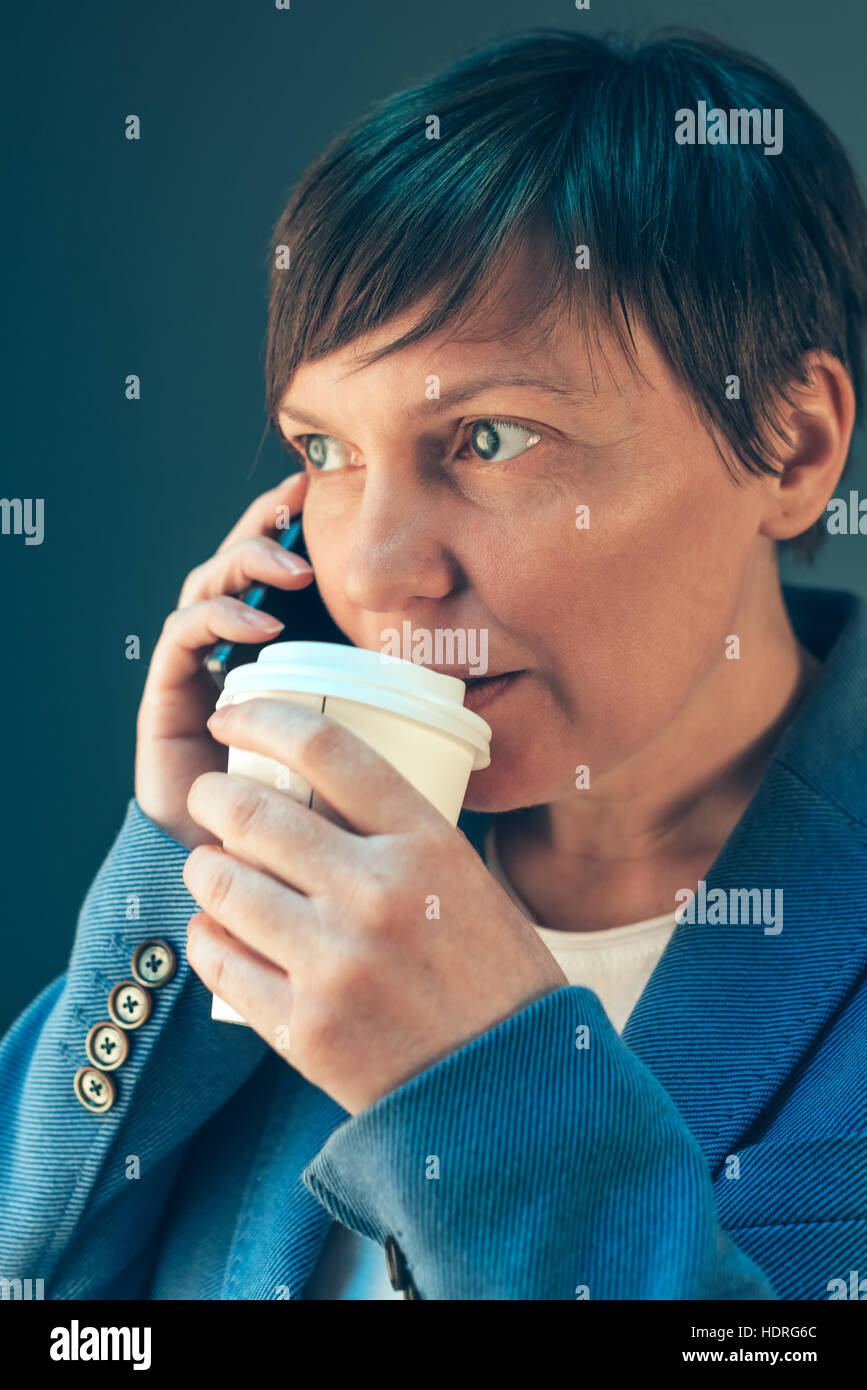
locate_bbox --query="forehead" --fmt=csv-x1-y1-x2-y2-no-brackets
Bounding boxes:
278,239,656,413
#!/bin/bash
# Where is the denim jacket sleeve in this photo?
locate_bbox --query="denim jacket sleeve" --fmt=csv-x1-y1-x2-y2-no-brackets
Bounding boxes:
301,985,778,1299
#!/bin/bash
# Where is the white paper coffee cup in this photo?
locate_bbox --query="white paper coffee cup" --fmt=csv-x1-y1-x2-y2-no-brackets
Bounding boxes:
209,641,492,1023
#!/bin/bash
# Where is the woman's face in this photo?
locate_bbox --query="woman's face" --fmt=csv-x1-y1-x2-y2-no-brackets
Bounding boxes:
276,260,773,813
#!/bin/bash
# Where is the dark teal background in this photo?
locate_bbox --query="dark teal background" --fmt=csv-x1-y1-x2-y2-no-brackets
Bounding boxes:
2,0,865,1028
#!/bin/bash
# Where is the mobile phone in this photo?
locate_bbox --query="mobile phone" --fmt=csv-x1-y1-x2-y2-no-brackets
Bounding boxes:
203,515,350,689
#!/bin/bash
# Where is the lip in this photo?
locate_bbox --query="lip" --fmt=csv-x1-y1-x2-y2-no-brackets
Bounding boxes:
461,670,525,712
424,664,513,681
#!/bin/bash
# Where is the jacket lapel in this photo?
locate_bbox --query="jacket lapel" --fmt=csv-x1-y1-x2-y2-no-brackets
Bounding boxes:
624,587,867,1169
622,762,867,1169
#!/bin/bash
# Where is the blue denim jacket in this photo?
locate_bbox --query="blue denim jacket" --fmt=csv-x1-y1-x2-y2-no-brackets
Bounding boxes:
1,585,865,1299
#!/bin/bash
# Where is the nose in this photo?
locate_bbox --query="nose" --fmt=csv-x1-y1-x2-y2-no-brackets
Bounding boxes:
341,474,460,615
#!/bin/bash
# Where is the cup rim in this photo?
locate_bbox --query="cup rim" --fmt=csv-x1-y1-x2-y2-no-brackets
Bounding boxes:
218,645,492,769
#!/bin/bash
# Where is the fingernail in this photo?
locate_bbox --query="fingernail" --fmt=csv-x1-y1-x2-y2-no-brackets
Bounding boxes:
239,605,284,627
272,550,312,573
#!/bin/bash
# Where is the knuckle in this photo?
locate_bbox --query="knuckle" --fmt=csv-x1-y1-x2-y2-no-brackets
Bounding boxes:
160,608,183,642
410,826,453,888
357,875,392,926
211,947,231,1000
212,593,243,621
299,717,345,769
209,867,234,915
412,815,450,853
372,903,404,944
192,850,234,914
177,564,204,607
345,865,400,935
250,534,279,561
226,785,267,840
185,913,210,968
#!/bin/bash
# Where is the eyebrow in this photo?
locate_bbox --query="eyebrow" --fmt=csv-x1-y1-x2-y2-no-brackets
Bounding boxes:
277,371,599,433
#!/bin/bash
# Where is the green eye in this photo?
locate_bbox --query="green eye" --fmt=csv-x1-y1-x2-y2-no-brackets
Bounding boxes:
467,418,542,462
303,435,351,471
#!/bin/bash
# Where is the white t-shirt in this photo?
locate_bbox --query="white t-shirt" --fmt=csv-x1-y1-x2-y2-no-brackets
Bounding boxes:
304,820,678,1299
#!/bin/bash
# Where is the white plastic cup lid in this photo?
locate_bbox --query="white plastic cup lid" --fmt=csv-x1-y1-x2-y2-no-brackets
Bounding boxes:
218,641,492,769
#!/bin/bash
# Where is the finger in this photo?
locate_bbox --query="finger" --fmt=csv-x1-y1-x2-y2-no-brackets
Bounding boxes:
179,534,314,608
186,771,360,896
185,911,292,1040
217,470,309,554
205,698,437,836
183,845,316,972
145,595,287,691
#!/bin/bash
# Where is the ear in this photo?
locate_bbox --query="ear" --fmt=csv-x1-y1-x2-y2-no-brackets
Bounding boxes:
759,350,856,542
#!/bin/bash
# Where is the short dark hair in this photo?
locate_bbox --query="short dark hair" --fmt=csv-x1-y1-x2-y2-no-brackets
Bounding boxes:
265,27,867,557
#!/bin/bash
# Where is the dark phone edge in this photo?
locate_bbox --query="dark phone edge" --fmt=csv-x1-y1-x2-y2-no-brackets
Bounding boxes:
204,517,306,688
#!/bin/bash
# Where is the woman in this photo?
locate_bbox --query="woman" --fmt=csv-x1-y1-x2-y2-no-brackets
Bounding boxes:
2,28,866,1300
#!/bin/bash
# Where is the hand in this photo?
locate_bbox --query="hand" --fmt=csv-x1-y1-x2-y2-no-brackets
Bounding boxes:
135,471,315,850
181,698,568,1114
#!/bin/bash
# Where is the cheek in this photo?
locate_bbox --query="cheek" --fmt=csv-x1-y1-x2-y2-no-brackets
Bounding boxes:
607,449,759,652
497,452,761,768
300,487,357,623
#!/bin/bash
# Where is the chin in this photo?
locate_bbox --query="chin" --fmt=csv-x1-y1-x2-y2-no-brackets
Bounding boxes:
462,761,554,815
462,702,577,813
